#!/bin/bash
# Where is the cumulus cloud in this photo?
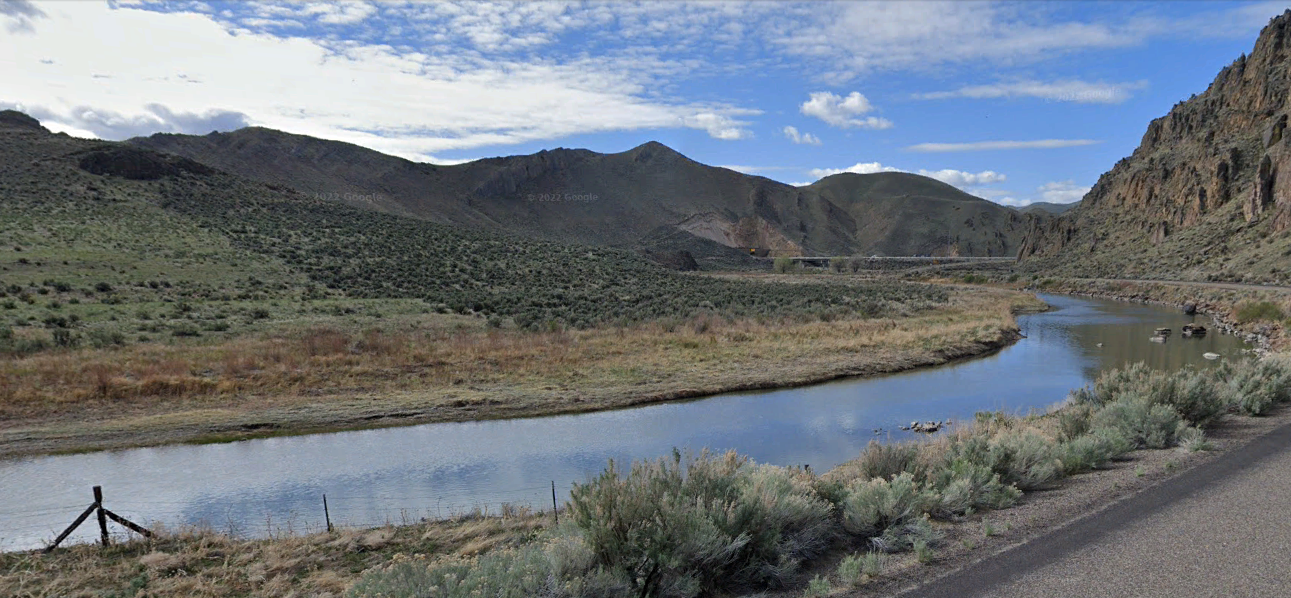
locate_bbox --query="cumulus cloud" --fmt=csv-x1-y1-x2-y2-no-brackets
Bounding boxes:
1037,180,1091,204
807,161,1006,190
916,80,1150,104
782,125,822,145
2,2,759,162
799,91,893,129
0,101,250,138
906,139,1101,152
683,112,755,140
1,0,46,33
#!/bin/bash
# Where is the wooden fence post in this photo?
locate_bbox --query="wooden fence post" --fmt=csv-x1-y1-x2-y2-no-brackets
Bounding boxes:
551,481,558,525
93,486,109,547
323,494,333,532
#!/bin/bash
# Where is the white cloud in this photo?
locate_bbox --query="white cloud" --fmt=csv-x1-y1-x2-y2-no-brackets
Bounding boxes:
916,79,1150,104
799,91,893,129
906,139,1101,152
718,165,791,174
809,161,901,179
1037,180,1090,204
0,0,45,33
762,2,1275,82
2,2,758,162
807,161,1006,189
919,169,1007,187
782,125,822,145
683,112,755,140
994,196,1032,207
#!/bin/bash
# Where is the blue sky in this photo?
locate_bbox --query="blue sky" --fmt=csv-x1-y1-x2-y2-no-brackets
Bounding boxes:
2,1,1288,206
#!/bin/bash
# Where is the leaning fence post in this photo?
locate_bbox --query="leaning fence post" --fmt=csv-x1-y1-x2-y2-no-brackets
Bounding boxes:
323,494,333,532
551,481,558,525
93,486,109,547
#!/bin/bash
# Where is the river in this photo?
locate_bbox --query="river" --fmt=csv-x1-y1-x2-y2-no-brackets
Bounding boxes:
0,294,1250,551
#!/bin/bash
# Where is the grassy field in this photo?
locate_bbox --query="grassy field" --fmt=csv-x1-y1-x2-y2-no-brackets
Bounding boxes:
1,282,1038,458
7,356,1289,598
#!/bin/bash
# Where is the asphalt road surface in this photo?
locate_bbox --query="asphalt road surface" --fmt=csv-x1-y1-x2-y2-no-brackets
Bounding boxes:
899,421,1291,598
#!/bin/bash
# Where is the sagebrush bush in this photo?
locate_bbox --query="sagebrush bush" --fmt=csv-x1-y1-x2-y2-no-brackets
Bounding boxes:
836,441,921,482
924,459,1021,517
841,472,936,541
1060,428,1133,474
567,450,833,596
1235,300,1285,324
1091,396,1182,449
1077,364,1225,428
1215,357,1291,415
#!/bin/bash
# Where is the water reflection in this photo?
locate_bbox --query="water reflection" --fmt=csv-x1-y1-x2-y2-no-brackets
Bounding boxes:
0,294,1249,551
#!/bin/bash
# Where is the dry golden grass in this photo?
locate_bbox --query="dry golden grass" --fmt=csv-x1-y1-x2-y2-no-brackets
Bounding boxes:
1,286,1042,458
0,511,547,598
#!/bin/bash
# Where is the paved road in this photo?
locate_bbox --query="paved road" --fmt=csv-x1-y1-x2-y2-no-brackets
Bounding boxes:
901,421,1291,598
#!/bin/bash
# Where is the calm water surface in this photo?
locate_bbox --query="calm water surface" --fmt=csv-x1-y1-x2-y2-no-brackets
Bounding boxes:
0,294,1249,550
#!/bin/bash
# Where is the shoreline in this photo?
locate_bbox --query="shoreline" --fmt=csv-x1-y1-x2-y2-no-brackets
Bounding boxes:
1,289,1037,460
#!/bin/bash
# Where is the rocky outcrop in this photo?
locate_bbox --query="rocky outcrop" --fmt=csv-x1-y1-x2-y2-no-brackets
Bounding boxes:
77,147,215,180
1018,10,1291,281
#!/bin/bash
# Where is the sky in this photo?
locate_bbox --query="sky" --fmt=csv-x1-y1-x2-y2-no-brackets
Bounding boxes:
2,1,1289,207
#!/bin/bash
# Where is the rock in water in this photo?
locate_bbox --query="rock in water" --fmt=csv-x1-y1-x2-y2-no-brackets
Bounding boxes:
1183,302,1197,315
1203,352,1221,360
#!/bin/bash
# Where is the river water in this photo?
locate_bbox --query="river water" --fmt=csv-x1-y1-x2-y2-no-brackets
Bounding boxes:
0,294,1249,551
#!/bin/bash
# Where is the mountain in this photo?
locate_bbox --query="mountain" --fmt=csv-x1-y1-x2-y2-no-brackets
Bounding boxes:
130,128,1029,258
1020,201,1080,216
806,172,1028,257
0,109,930,329
1018,10,1291,284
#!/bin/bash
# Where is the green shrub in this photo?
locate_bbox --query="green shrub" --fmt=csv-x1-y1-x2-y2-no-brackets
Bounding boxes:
841,472,936,541
1091,397,1182,449
347,534,631,598
840,441,921,482
836,551,885,586
1060,428,1132,474
1078,364,1225,428
1235,300,1285,324
803,575,831,597
925,459,1021,517
1215,356,1291,415
568,450,833,596
86,328,126,349
987,430,1064,490
1177,426,1214,452
773,257,798,274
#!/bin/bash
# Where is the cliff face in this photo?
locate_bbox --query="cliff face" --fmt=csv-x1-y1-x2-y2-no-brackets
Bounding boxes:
1018,10,1291,283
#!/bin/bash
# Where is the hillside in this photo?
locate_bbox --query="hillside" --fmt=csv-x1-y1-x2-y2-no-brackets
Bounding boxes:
806,172,1029,257
130,129,1028,258
0,110,941,338
1018,10,1291,283
1020,201,1080,216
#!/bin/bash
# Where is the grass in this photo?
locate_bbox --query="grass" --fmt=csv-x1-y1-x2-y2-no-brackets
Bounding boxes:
1,286,1033,458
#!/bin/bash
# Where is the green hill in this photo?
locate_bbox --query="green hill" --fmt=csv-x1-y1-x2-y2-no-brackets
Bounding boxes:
805,172,1030,257
0,110,946,350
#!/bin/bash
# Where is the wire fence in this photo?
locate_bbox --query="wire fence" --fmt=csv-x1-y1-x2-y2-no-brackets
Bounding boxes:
1,481,569,553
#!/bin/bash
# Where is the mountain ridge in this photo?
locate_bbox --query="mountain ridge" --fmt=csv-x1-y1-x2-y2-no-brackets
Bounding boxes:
129,125,1032,258
1018,10,1291,283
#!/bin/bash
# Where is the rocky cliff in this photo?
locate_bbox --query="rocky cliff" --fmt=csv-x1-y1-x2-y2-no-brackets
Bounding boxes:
1018,10,1291,283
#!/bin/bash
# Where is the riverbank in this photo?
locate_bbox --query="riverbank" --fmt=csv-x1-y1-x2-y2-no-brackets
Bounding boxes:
0,284,1043,459
7,353,1289,598
1033,278,1290,352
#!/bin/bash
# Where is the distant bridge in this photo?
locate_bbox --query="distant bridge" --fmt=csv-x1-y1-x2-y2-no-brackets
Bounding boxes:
757,255,1016,268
